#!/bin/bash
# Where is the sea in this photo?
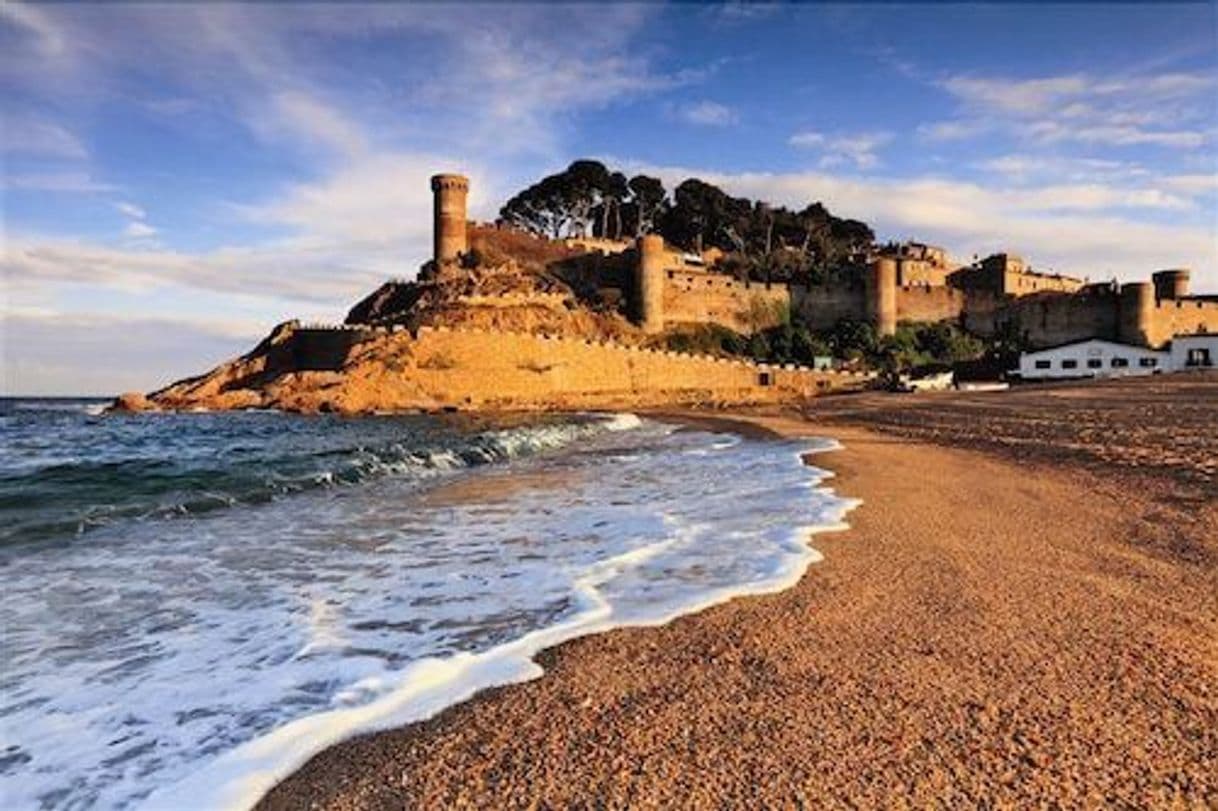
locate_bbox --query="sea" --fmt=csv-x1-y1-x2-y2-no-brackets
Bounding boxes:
0,398,856,810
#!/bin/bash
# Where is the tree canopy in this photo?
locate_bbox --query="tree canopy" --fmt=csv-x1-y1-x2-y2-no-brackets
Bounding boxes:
498,159,875,284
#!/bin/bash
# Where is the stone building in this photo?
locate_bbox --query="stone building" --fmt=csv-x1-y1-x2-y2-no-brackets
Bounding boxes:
878,241,954,287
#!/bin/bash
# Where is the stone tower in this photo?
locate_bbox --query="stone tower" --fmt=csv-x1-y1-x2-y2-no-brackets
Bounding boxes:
430,174,469,266
866,257,898,337
636,234,666,334
1152,269,1190,300
1119,281,1155,347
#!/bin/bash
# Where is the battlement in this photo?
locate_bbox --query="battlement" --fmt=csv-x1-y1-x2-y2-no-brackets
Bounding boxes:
453,292,570,309
562,236,632,255
429,174,469,192
1152,268,1190,300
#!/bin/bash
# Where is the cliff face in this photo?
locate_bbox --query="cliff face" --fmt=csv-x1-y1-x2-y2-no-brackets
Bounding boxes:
148,324,432,414
130,240,648,414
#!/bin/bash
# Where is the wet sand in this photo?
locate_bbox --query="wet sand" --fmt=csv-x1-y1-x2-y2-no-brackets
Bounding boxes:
259,373,1218,808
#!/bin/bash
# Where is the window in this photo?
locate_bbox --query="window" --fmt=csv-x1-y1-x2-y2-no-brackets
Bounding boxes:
1034,360,1051,370
1111,357,1129,368
1139,357,1158,368
758,372,773,386
1061,359,1078,369
1087,358,1102,369
1186,348,1213,367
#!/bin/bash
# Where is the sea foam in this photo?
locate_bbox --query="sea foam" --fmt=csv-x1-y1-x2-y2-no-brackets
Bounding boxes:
0,415,855,810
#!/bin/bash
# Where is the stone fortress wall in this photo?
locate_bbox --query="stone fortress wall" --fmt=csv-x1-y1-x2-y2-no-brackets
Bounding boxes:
432,174,1217,352
289,323,872,409
402,326,867,408
637,234,792,334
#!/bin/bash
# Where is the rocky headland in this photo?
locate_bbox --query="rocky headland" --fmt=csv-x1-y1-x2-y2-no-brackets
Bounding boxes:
116,226,654,415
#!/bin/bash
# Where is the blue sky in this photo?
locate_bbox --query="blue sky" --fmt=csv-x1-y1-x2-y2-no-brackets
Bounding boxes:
3,2,1216,394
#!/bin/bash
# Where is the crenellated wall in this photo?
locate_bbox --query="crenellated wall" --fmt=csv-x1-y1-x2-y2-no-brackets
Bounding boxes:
276,325,873,412
395,326,869,409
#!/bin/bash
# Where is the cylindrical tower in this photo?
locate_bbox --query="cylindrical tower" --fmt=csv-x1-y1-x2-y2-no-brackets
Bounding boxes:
637,234,666,334
430,174,469,266
1152,269,1190,300
1119,281,1155,347
866,257,898,337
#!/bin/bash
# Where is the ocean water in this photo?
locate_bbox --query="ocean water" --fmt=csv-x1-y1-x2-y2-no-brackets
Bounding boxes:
0,398,856,810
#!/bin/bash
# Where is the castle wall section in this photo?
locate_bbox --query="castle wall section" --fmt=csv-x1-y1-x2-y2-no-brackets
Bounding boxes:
311,326,872,412
660,269,791,333
1146,298,1218,347
895,285,967,324
792,281,867,331
1012,288,1120,347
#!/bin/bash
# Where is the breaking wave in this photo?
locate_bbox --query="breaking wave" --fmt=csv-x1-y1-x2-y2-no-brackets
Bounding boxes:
0,409,855,811
0,408,639,545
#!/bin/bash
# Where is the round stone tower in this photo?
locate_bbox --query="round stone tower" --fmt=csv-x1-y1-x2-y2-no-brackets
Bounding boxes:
636,234,666,334
1151,269,1190,300
430,174,469,266
1119,281,1155,347
866,257,898,337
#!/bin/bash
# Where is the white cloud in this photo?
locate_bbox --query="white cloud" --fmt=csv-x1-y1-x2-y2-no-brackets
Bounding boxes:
2,233,391,307
788,130,893,169
1,117,87,158
1025,121,1205,148
0,3,69,58
123,221,158,239
971,155,1216,209
115,202,147,220
675,101,737,127
3,171,115,193
916,120,989,142
921,70,1216,150
788,132,825,148
941,75,1090,116
2,312,264,396
235,146,509,252
259,91,370,158
1160,173,1218,195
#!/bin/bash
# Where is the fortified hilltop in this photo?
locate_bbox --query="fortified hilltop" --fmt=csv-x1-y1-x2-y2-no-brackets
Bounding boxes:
125,172,1216,414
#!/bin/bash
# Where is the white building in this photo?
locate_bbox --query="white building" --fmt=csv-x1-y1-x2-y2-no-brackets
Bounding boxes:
1169,334,1217,372
1017,334,1218,380
1016,339,1167,380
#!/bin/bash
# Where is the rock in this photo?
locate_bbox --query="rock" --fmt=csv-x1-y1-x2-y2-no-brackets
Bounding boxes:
110,391,156,413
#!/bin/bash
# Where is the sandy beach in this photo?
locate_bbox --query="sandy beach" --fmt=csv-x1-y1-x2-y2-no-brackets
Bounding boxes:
259,373,1217,808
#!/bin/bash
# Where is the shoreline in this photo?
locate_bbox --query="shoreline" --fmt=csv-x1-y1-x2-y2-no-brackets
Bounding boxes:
134,411,854,811
258,377,1217,808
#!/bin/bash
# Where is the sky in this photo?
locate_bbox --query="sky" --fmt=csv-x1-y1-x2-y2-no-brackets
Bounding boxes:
3,2,1216,395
